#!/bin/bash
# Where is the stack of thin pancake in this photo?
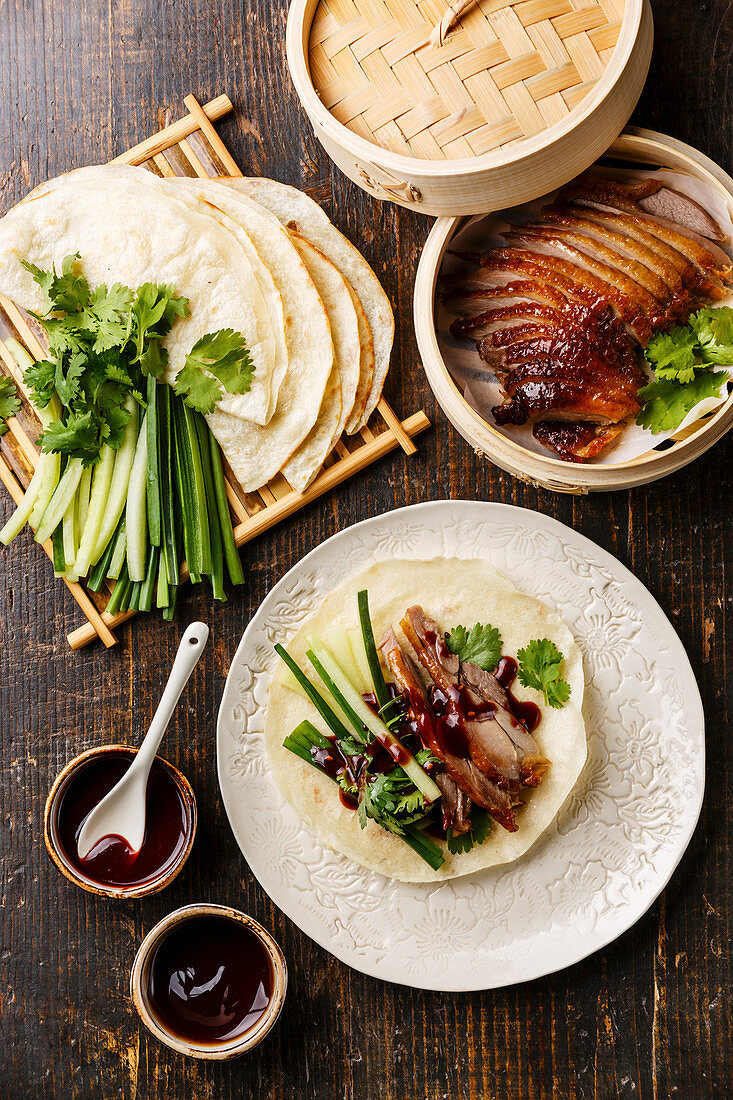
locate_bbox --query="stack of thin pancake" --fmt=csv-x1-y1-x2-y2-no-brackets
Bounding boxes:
0,167,394,492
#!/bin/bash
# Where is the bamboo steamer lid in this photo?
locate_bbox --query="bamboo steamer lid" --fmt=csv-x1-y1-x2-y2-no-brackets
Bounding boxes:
413,129,733,493
287,0,653,214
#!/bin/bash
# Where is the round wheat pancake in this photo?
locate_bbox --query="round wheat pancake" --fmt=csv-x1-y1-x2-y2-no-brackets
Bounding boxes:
264,558,587,883
344,284,375,433
3,164,279,425
288,232,360,467
221,177,393,431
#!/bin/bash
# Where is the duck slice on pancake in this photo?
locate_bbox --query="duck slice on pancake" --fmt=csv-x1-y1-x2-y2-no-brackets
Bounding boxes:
380,628,507,831
399,607,548,798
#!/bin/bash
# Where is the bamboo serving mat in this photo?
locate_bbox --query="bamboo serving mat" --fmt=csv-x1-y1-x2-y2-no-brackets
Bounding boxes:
309,0,625,159
0,93,430,649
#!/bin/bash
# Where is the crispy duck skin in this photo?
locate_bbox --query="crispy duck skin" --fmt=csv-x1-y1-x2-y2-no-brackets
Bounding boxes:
539,206,688,294
451,301,566,340
506,222,675,307
434,772,472,835
440,278,569,313
401,607,546,791
380,628,516,830
502,228,668,326
482,247,652,342
544,204,714,291
532,421,623,461
562,174,727,241
444,174,733,460
561,176,732,277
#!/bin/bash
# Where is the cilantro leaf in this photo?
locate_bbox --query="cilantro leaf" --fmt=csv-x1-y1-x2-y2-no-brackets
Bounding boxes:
35,314,88,359
446,621,503,671
173,361,223,414
101,403,132,449
690,305,733,365
174,329,255,413
24,359,56,408
54,352,86,407
20,258,55,309
50,254,91,313
636,371,728,434
39,410,101,464
517,638,571,709
357,770,426,836
14,258,194,465
644,327,697,383
138,338,168,379
83,283,134,352
0,376,20,435
446,808,491,855
129,283,189,360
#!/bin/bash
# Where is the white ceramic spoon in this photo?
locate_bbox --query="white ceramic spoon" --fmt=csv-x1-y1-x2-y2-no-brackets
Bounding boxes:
77,622,209,859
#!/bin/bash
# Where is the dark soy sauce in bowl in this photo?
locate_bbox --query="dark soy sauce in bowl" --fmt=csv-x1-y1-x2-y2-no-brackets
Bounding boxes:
146,915,275,1046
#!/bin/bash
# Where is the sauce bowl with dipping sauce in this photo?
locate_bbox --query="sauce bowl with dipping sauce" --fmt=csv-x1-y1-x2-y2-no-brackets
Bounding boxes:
44,745,196,899
130,903,287,1059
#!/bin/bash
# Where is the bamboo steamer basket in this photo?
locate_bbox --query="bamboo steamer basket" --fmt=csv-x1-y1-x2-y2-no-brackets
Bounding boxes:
287,0,653,215
413,128,733,493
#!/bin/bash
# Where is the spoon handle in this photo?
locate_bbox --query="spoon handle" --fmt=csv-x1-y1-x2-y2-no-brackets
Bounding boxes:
134,622,209,775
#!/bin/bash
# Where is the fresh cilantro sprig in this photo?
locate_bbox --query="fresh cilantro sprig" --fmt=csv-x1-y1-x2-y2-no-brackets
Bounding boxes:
19,254,253,461
639,306,732,433
637,372,728,434
445,621,503,671
357,765,428,836
446,808,491,855
517,639,571,709
173,329,255,415
0,377,20,436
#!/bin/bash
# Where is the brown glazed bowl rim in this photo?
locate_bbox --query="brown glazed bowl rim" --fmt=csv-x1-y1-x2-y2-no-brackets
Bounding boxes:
43,744,197,899
130,902,288,1059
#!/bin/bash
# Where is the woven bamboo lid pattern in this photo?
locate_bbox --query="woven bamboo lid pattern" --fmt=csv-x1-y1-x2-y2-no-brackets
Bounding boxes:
309,0,625,161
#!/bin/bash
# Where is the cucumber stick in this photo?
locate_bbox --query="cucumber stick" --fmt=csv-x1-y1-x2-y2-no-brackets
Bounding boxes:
29,448,61,531
107,518,127,579
73,444,115,578
62,500,78,581
346,628,372,694
126,412,148,582
323,625,362,689
0,394,61,545
274,644,354,743
91,397,138,565
35,457,84,546
75,465,92,539
308,638,441,804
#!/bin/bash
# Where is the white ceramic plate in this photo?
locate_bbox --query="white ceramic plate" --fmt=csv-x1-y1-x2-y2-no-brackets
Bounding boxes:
217,501,705,991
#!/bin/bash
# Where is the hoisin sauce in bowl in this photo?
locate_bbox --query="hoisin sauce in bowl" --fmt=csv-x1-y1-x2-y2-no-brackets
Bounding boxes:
44,745,196,899
130,904,287,1058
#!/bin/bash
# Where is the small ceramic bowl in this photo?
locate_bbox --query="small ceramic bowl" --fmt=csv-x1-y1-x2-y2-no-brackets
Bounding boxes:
130,903,287,1059
44,744,197,899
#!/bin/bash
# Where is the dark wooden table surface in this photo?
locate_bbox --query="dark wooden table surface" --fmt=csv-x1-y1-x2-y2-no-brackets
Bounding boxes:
1,1,730,1097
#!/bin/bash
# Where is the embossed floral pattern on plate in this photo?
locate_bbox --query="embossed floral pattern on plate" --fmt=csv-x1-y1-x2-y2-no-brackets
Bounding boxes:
216,502,705,990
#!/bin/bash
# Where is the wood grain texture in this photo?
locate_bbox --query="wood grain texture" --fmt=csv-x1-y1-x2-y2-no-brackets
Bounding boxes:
0,1,730,1097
